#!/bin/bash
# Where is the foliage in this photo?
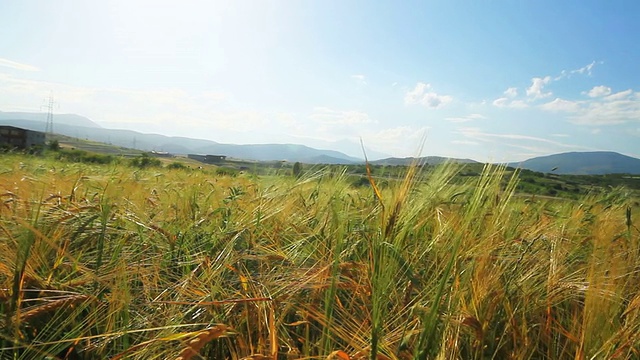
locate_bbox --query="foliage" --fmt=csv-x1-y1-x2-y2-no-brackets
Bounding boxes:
292,161,303,178
129,153,162,168
0,155,639,359
215,166,239,177
47,140,61,152
166,161,188,170
55,148,116,164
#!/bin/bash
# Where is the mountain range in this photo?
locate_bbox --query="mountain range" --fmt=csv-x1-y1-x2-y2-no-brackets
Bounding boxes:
371,156,478,166
0,111,363,164
2,111,640,174
508,151,640,175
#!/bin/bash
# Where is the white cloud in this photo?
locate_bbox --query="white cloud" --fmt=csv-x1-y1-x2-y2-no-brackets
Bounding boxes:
509,100,528,108
587,85,612,98
504,87,518,98
0,72,280,139
540,98,581,112
351,74,367,85
489,87,523,108
492,98,508,107
495,61,603,112
0,73,96,108
458,128,582,147
492,97,528,108
276,113,297,127
537,89,640,126
526,76,552,99
199,91,227,102
457,127,588,156
0,58,40,72
572,60,597,76
556,61,601,80
362,126,430,155
451,140,479,145
497,61,602,109
445,113,487,123
404,82,453,109
310,107,374,125
604,89,633,102
570,92,640,125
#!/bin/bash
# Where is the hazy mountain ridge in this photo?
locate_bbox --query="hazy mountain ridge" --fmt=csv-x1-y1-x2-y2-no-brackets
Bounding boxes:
4,112,640,173
371,156,478,166
509,151,640,175
0,111,101,128
0,114,361,163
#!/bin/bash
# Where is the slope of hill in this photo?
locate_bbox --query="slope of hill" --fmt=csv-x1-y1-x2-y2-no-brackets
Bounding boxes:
371,156,478,166
194,143,361,163
0,112,361,163
302,154,359,164
509,151,640,175
0,111,101,128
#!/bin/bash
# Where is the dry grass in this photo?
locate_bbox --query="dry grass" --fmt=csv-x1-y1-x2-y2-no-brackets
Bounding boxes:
0,154,639,359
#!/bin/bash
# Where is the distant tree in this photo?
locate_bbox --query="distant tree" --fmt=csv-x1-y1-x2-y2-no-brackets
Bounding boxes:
292,162,303,178
167,161,187,170
48,140,60,151
130,153,161,168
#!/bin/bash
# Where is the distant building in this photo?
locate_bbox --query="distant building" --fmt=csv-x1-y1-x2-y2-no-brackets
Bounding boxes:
151,151,173,157
187,154,227,164
0,126,46,149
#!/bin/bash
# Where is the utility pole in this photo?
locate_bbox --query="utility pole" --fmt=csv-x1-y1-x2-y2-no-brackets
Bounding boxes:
41,93,57,135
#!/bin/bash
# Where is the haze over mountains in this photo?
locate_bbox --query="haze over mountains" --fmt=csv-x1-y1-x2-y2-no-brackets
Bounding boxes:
2,111,640,175
0,111,100,128
370,156,478,166
508,152,640,175
0,111,366,164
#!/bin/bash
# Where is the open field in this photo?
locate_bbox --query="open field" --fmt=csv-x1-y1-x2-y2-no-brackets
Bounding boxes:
48,134,145,158
1,153,640,359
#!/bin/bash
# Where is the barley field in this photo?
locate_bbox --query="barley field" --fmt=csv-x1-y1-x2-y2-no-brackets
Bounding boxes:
1,154,639,359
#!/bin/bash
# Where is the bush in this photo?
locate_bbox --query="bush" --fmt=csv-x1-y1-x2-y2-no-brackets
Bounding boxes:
351,175,371,187
56,149,115,164
292,162,303,178
130,153,162,168
167,162,188,170
215,167,239,177
48,140,60,151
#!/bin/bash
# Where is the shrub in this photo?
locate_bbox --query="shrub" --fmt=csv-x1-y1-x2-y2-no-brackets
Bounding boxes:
47,140,61,151
167,161,188,170
56,149,115,164
292,161,303,178
130,153,162,168
351,175,371,187
215,167,239,177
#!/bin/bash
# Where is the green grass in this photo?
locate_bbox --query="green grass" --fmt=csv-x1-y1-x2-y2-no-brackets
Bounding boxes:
0,154,639,359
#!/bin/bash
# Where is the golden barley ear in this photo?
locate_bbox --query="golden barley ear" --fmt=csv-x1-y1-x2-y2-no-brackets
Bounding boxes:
460,316,484,341
17,294,93,324
240,355,271,360
326,350,350,360
176,324,229,360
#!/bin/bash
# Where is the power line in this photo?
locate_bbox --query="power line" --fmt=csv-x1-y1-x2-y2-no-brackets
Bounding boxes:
41,93,57,135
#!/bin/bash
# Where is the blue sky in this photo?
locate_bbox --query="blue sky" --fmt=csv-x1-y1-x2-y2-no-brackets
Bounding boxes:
1,0,639,161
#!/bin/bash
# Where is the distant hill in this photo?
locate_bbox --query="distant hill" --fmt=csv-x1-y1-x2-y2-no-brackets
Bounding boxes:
0,111,101,128
509,151,640,175
371,156,478,166
192,143,362,163
302,154,359,165
0,111,361,164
